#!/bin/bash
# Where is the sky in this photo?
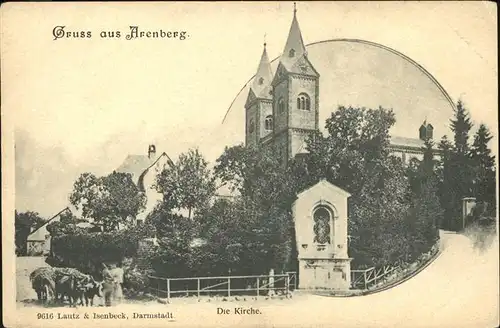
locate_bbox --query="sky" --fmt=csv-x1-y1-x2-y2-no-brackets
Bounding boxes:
2,1,497,218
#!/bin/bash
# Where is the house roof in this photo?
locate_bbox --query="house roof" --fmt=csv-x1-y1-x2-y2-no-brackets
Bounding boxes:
115,155,156,182
296,178,351,199
137,152,172,191
27,207,69,241
390,136,425,149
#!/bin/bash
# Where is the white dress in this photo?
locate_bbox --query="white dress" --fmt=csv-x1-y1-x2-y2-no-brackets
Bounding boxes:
109,267,124,301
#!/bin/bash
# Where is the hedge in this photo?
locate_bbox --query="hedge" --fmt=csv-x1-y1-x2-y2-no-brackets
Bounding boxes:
47,223,155,279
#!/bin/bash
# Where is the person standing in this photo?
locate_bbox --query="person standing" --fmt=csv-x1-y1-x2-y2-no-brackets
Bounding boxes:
109,263,124,305
101,263,115,307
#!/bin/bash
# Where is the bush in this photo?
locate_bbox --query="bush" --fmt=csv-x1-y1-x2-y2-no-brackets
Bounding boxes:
48,223,155,278
466,201,496,229
122,258,153,297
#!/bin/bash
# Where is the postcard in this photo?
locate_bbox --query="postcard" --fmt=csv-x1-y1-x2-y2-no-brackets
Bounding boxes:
2,2,498,328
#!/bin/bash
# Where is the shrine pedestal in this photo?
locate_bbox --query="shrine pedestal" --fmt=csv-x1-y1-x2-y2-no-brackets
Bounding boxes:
292,179,353,291
299,258,352,290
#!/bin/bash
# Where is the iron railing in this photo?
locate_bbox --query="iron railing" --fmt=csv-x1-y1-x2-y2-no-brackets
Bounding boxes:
350,264,398,290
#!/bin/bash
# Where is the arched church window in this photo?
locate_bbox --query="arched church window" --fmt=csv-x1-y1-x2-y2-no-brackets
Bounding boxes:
278,98,285,113
265,115,273,131
297,93,311,111
313,206,332,244
289,49,295,57
249,119,255,134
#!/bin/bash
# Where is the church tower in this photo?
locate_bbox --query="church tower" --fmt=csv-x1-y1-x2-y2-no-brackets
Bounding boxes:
245,42,274,148
271,4,320,164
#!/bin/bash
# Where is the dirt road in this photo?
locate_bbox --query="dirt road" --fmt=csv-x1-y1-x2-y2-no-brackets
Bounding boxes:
16,256,50,302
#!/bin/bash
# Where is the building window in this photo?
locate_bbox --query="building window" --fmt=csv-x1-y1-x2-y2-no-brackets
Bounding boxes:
278,98,285,113
289,49,295,57
258,77,264,85
249,119,255,134
265,115,273,131
297,93,311,111
313,206,332,244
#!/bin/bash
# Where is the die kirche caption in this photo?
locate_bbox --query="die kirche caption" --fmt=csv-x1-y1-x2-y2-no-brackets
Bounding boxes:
52,26,189,41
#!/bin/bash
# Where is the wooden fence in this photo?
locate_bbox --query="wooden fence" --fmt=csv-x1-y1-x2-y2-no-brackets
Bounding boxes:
148,271,297,301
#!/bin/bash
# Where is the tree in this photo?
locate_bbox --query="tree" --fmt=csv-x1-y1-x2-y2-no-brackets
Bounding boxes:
408,138,442,256
421,138,437,177
410,178,441,257
436,135,455,230
145,203,197,277
154,148,216,219
450,99,475,197
46,210,88,236
196,198,253,276
69,172,146,231
451,100,473,155
15,211,45,255
439,100,475,231
215,145,295,274
347,157,413,266
435,100,475,231
316,106,396,195
293,105,417,267
407,138,438,194
470,124,496,209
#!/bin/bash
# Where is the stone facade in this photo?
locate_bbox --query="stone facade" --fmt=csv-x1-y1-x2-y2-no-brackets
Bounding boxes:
245,9,319,165
292,179,352,290
244,10,439,166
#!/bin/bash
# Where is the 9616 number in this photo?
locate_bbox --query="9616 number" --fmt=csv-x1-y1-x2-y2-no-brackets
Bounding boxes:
37,313,54,319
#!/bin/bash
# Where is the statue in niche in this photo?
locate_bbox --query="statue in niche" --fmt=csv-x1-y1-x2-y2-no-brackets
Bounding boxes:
313,206,331,244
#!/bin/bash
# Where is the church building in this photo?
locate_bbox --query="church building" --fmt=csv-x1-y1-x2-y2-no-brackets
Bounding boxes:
244,5,439,291
245,6,437,166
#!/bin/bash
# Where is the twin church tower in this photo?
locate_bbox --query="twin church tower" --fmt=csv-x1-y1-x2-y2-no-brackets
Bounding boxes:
245,5,319,163
245,5,436,167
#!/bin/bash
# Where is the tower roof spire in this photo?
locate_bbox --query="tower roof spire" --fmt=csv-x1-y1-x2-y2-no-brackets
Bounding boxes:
250,41,273,99
280,2,306,69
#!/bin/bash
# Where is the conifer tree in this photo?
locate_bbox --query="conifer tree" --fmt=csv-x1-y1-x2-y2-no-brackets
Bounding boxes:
420,137,437,179
451,100,473,155
470,124,496,211
447,100,474,230
413,138,442,251
412,178,441,256
437,136,455,230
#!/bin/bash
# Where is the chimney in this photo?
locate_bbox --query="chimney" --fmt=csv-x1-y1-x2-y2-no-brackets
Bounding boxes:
148,145,156,159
